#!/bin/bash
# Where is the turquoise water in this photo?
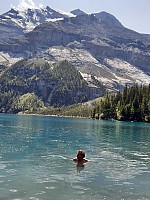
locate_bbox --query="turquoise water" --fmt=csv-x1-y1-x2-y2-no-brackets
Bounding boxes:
0,114,150,200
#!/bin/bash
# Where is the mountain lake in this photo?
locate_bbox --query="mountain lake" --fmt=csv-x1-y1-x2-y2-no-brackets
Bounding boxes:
0,114,150,200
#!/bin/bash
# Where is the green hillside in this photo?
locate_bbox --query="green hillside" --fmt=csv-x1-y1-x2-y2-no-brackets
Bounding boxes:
0,59,94,113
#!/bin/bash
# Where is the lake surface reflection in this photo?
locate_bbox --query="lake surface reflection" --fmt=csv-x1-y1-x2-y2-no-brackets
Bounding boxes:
0,114,150,200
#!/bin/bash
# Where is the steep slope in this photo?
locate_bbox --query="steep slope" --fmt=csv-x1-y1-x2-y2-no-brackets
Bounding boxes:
0,59,105,112
35,46,150,91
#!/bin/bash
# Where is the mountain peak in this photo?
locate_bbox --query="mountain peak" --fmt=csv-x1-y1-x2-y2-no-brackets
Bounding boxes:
93,11,123,28
71,9,87,16
9,8,19,14
1,4,73,33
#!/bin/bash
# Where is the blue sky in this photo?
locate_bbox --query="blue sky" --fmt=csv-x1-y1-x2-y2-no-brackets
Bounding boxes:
1,0,150,34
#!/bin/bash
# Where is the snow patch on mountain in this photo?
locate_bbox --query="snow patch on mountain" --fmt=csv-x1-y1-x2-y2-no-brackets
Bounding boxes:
45,18,63,22
54,9,74,18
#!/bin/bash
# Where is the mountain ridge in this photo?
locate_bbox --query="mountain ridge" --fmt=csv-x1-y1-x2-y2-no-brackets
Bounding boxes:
0,6,127,33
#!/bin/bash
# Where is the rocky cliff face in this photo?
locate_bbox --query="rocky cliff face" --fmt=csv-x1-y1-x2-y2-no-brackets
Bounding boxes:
0,17,24,44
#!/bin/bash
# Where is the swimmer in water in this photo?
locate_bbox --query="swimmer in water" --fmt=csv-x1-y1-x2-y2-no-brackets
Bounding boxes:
73,150,88,163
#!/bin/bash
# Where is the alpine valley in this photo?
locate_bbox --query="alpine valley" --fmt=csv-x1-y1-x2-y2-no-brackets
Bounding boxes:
0,4,150,115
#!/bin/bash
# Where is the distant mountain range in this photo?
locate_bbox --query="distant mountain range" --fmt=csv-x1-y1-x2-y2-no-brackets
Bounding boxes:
0,7,124,33
0,5,150,112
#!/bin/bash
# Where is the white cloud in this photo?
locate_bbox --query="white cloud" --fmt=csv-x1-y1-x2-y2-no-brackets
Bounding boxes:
17,0,43,11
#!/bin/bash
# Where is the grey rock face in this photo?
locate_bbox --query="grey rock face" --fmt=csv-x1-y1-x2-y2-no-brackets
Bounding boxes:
0,18,24,43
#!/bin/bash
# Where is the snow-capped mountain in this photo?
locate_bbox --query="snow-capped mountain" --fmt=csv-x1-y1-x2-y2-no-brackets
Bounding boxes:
0,6,74,32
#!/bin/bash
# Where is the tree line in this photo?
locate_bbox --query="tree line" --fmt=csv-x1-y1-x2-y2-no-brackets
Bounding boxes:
91,84,150,122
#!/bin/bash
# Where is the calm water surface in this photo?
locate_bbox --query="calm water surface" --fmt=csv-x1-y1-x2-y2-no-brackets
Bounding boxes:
0,114,150,200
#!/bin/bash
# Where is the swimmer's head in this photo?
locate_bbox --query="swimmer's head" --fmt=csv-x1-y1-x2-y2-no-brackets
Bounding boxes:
77,150,85,159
